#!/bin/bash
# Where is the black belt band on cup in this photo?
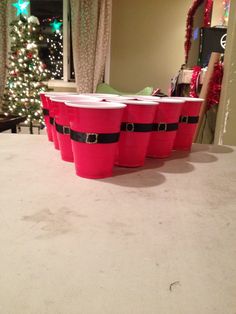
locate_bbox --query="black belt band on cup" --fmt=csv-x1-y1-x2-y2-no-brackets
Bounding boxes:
49,117,55,125
121,122,153,132
55,122,70,135
43,108,49,116
152,122,179,132
179,116,199,124
70,129,120,144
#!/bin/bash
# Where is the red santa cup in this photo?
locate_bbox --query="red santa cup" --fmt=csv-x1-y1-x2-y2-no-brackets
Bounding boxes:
65,101,126,179
50,96,100,162
45,92,78,150
147,98,184,158
173,97,204,151
116,100,158,167
43,92,77,146
39,92,53,142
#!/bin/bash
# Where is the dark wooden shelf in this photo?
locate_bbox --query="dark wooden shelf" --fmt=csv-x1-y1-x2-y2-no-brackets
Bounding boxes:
0,114,26,133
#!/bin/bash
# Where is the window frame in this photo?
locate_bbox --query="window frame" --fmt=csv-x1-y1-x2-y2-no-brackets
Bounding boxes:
48,0,111,89
47,0,76,89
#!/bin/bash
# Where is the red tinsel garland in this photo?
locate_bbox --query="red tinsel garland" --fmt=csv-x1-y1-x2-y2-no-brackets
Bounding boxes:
189,66,202,97
184,0,213,64
206,62,224,110
204,0,213,27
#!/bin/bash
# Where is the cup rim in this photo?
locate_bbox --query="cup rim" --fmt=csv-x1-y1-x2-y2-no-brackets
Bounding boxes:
50,96,100,102
171,97,204,102
157,98,185,104
102,96,137,101
80,93,120,97
113,100,159,105
65,101,127,109
125,95,161,100
44,92,78,97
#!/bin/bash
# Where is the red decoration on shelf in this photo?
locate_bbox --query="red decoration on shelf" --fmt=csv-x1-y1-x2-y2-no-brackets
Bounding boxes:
206,62,224,110
184,0,213,64
189,66,202,98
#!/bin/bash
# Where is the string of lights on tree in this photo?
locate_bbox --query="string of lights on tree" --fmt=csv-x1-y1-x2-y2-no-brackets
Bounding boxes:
46,19,63,79
3,0,50,133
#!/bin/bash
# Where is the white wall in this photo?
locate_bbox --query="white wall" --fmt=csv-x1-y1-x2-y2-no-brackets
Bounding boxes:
110,0,192,94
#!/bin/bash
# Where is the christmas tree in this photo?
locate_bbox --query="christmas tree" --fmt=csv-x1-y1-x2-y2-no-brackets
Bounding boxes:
47,19,63,79
3,15,50,134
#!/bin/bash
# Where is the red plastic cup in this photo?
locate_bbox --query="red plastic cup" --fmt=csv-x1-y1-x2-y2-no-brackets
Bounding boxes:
147,98,184,158
173,97,204,151
50,96,100,162
43,92,77,147
116,100,158,167
45,92,78,150
47,97,60,150
65,101,126,179
39,92,53,141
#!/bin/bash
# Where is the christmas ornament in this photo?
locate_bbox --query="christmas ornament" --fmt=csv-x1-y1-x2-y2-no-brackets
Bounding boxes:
12,0,30,16
27,16,40,25
12,70,19,77
12,51,19,58
50,19,62,32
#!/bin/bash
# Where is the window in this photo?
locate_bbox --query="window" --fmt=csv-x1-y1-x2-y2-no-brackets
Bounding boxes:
30,0,75,87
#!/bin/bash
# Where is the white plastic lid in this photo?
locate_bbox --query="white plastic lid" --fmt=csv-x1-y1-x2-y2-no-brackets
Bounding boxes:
65,101,127,109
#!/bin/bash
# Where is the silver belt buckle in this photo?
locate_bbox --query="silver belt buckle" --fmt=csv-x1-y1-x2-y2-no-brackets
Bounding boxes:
158,123,167,132
85,133,98,144
63,126,70,134
181,116,189,123
126,123,135,132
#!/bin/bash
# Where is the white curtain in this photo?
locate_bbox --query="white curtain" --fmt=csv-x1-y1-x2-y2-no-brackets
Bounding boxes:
70,0,112,93
0,0,15,109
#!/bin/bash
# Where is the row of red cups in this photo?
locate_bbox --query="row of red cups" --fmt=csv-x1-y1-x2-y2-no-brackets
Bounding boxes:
40,92,203,179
